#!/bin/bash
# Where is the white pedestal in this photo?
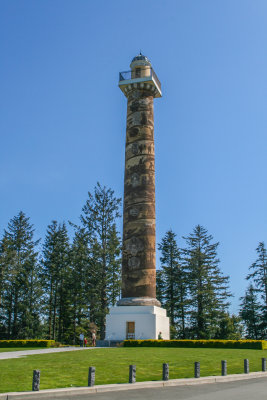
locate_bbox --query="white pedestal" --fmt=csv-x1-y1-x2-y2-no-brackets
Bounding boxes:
105,305,170,340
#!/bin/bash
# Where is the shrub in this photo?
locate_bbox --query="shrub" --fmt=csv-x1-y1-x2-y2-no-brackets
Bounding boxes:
0,340,55,348
123,339,267,350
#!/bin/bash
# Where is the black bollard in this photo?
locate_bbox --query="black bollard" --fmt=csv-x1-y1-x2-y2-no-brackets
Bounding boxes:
244,359,249,374
262,358,266,372
32,370,40,391
129,365,136,383
194,362,200,378
162,363,169,381
221,360,227,376
88,366,95,387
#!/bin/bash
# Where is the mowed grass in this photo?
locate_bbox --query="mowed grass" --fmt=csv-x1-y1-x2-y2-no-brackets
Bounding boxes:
0,347,266,393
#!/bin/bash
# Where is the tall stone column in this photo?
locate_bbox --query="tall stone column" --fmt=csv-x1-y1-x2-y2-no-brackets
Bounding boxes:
117,54,161,307
104,54,169,341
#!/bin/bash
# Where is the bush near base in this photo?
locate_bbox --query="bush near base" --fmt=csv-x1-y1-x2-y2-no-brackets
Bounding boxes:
0,340,55,348
124,339,267,350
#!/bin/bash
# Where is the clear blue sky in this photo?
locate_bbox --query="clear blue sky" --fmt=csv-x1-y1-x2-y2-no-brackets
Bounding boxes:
1,0,266,312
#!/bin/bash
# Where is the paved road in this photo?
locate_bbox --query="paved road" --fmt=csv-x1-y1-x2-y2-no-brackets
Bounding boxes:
0,347,101,360
32,378,267,400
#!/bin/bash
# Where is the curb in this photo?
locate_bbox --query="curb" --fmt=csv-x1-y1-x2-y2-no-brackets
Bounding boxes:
1,371,267,399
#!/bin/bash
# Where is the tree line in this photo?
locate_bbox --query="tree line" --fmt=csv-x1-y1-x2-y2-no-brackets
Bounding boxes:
0,183,121,343
157,228,267,339
0,183,266,341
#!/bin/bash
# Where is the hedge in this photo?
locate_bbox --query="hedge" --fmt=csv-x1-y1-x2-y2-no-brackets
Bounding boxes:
124,339,267,350
0,340,55,348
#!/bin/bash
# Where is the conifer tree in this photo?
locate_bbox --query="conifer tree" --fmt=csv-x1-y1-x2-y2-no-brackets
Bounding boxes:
247,242,267,334
69,226,96,344
240,284,262,339
0,235,12,337
158,230,188,338
81,182,121,339
69,227,88,342
215,313,243,339
156,270,165,306
0,212,41,339
182,225,231,339
41,221,70,342
106,224,121,307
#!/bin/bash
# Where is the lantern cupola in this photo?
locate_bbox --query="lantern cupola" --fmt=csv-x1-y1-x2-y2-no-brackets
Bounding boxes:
119,53,162,98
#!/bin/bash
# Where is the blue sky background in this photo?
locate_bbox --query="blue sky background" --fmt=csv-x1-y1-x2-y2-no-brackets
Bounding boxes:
0,0,266,312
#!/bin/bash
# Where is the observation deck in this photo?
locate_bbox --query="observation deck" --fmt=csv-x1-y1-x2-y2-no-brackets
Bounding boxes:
119,67,162,98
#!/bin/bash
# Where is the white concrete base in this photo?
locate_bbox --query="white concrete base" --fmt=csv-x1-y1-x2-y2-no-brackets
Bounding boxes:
105,305,170,340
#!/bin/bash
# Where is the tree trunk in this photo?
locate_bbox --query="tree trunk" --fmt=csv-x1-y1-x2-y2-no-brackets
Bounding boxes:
48,282,53,340
52,284,57,341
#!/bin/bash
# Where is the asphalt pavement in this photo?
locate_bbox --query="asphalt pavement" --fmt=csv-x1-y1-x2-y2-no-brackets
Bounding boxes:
2,377,267,400
23,378,267,400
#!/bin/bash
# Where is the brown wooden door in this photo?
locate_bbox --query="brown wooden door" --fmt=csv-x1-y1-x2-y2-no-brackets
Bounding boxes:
126,321,135,339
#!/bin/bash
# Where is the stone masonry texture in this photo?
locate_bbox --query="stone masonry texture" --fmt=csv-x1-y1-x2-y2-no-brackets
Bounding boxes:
122,88,157,299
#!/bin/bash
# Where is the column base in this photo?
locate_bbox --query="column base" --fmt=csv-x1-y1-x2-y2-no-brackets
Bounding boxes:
117,297,161,307
105,305,170,340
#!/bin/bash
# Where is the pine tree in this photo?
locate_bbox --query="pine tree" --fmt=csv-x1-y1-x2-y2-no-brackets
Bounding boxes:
106,224,121,307
182,225,231,339
0,212,41,339
0,235,12,337
247,242,267,334
215,313,243,339
69,226,94,344
158,230,188,338
240,284,262,339
81,182,121,339
156,270,165,306
41,221,70,342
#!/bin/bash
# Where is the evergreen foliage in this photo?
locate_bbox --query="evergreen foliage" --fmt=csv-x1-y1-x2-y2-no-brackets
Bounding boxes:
246,242,267,335
1,191,264,342
157,226,232,339
156,270,165,305
157,230,188,338
181,225,231,339
41,221,71,342
215,313,243,339
0,212,41,339
68,226,91,344
80,182,121,339
0,186,121,342
240,284,262,339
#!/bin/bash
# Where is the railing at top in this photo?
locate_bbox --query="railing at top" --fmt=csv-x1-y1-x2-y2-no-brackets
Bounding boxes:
119,68,161,91
151,69,161,91
119,70,132,81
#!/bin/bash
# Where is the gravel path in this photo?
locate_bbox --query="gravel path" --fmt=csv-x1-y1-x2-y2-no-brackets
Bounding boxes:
0,347,101,360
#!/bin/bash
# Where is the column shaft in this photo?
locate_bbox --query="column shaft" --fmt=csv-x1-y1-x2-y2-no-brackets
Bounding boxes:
121,89,156,300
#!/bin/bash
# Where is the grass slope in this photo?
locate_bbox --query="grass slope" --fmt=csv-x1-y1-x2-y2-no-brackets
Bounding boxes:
0,347,266,393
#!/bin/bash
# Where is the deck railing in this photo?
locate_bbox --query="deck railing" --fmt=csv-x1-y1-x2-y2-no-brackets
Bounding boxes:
119,68,161,91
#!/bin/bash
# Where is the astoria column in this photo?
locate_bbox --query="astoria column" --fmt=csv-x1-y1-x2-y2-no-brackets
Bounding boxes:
118,53,161,307
105,54,169,341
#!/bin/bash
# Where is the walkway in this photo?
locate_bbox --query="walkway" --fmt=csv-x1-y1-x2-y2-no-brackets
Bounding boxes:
0,346,100,360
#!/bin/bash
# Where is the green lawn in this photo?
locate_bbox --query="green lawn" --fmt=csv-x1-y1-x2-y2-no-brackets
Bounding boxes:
0,347,47,353
0,347,266,393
